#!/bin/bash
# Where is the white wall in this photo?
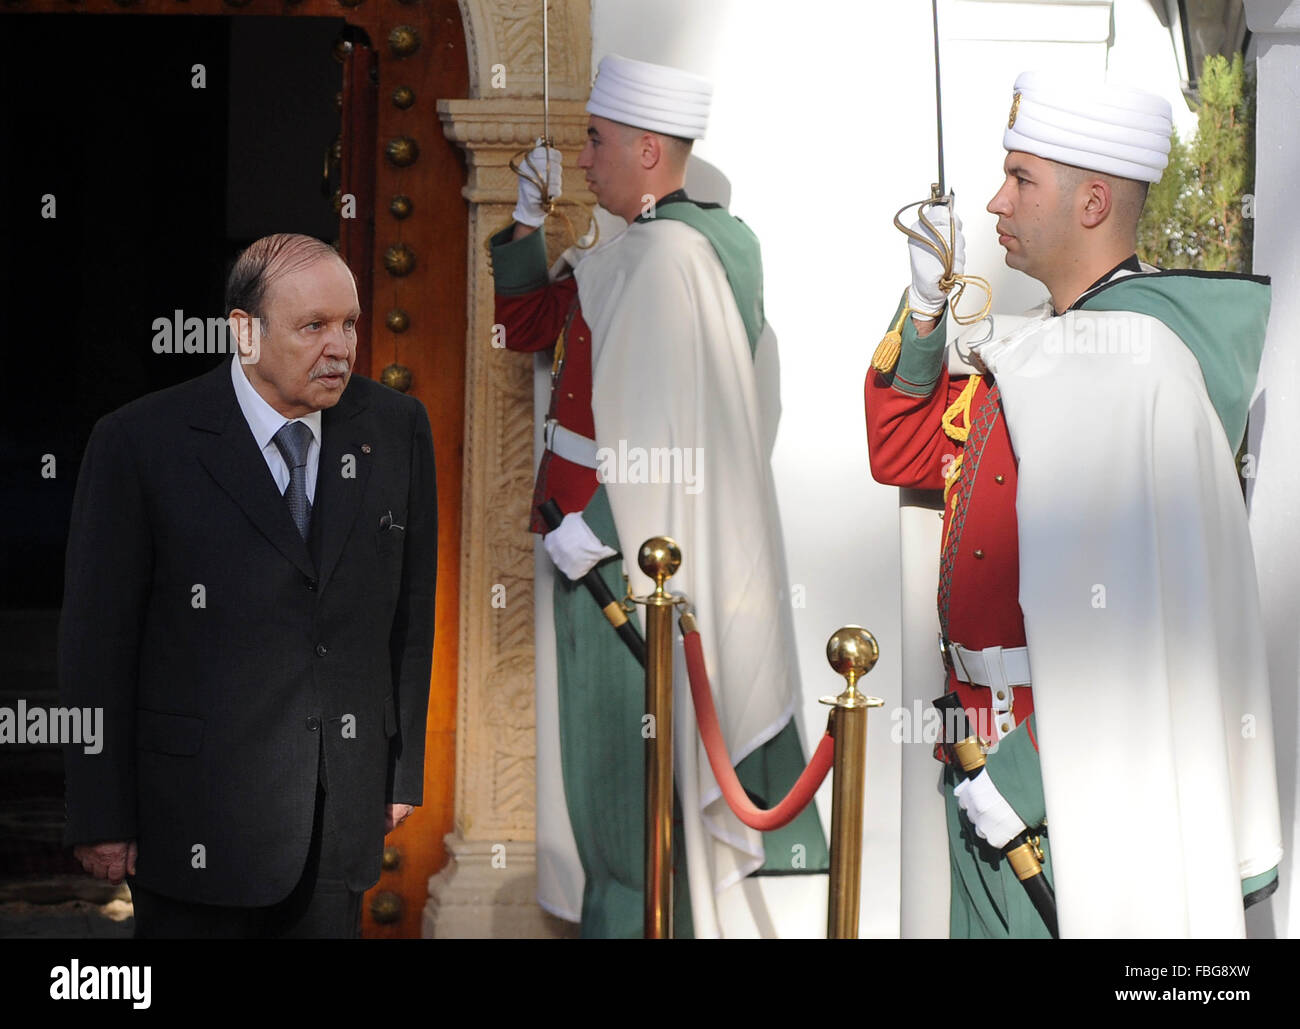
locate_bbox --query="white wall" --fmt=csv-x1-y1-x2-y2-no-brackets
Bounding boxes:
1244,0,1300,941
589,0,1192,937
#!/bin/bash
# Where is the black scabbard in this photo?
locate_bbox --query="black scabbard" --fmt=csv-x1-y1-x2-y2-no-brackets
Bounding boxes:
933,691,1059,939
540,499,646,668
1006,828,1059,939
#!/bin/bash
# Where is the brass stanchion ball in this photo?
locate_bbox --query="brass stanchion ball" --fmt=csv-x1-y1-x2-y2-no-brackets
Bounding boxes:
826,626,879,680
638,537,681,585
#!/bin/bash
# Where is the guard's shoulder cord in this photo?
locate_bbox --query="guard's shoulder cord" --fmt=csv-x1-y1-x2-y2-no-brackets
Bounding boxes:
939,374,981,548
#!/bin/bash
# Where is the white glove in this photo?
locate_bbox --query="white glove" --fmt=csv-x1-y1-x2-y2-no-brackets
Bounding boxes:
953,769,1027,849
907,203,965,319
543,511,616,581
513,144,563,228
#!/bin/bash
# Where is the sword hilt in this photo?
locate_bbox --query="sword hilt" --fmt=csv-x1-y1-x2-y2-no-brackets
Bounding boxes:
540,499,647,668
932,690,1060,939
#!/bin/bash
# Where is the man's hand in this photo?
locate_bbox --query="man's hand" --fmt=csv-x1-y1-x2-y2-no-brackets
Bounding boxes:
385,803,415,833
543,511,617,581
513,143,563,229
908,203,966,320
73,841,137,885
953,770,1026,849
912,315,939,338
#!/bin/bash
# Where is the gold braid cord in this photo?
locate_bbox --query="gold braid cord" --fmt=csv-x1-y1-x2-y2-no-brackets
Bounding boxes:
486,143,601,259
871,196,992,374
939,374,980,549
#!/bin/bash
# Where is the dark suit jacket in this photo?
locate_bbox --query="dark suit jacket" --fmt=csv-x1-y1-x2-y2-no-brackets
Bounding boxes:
59,360,437,905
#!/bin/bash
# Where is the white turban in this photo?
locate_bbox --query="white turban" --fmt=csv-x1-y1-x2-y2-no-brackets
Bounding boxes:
1003,71,1173,183
586,54,713,140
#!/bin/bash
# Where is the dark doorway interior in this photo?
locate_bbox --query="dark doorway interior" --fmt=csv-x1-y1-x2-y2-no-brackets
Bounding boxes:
0,11,345,931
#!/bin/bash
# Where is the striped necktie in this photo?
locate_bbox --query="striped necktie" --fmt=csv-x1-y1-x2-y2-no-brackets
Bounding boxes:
272,420,314,539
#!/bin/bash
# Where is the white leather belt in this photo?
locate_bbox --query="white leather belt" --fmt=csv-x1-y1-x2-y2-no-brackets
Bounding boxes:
543,418,599,469
943,641,1032,741
949,643,1031,688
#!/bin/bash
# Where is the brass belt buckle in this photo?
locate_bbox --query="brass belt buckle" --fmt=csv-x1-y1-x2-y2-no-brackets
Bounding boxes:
939,634,954,674
940,637,972,683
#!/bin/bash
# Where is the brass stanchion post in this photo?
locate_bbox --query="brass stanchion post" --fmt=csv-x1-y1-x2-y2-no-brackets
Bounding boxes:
636,537,682,939
821,626,883,939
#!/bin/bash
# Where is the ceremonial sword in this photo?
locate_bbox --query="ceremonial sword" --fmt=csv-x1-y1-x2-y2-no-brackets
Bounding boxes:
542,0,552,152
892,0,959,299
540,499,647,668
535,0,555,210
931,0,946,204
875,0,989,374
515,0,597,248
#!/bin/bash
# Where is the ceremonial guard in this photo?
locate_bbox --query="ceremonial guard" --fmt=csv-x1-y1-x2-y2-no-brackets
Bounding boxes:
866,72,1283,938
491,55,825,938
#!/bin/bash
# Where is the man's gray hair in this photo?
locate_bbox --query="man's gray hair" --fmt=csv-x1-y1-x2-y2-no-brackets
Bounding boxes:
225,234,345,320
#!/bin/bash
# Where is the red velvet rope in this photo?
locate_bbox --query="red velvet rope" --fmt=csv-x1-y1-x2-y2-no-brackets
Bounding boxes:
682,627,834,831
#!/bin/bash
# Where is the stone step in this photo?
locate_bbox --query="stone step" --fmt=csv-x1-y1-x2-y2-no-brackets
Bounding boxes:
0,879,134,939
0,875,128,906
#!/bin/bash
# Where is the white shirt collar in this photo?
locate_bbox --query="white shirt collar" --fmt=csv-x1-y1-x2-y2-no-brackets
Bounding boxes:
229,356,322,450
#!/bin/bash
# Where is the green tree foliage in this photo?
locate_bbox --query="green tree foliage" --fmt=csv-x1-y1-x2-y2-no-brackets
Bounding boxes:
1138,52,1254,272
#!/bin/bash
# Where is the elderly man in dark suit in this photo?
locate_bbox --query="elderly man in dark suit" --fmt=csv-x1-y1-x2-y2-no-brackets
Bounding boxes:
59,233,437,938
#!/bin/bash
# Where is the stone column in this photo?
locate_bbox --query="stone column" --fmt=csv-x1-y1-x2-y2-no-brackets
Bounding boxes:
424,0,592,939
1243,0,1300,942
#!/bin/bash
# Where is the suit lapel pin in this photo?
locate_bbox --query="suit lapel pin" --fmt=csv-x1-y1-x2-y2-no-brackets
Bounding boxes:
361,444,371,454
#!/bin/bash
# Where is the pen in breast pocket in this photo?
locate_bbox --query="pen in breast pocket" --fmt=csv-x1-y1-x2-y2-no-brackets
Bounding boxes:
379,511,405,531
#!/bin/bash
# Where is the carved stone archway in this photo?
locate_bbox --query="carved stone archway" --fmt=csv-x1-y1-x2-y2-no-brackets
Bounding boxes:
426,0,593,938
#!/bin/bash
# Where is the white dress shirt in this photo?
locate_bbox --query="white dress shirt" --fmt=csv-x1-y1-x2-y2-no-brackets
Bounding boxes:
230,356,322,502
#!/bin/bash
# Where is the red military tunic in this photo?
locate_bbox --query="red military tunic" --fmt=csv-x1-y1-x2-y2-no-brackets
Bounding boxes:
865,297,1051,939
491,226,599,532
863,305,1036,743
